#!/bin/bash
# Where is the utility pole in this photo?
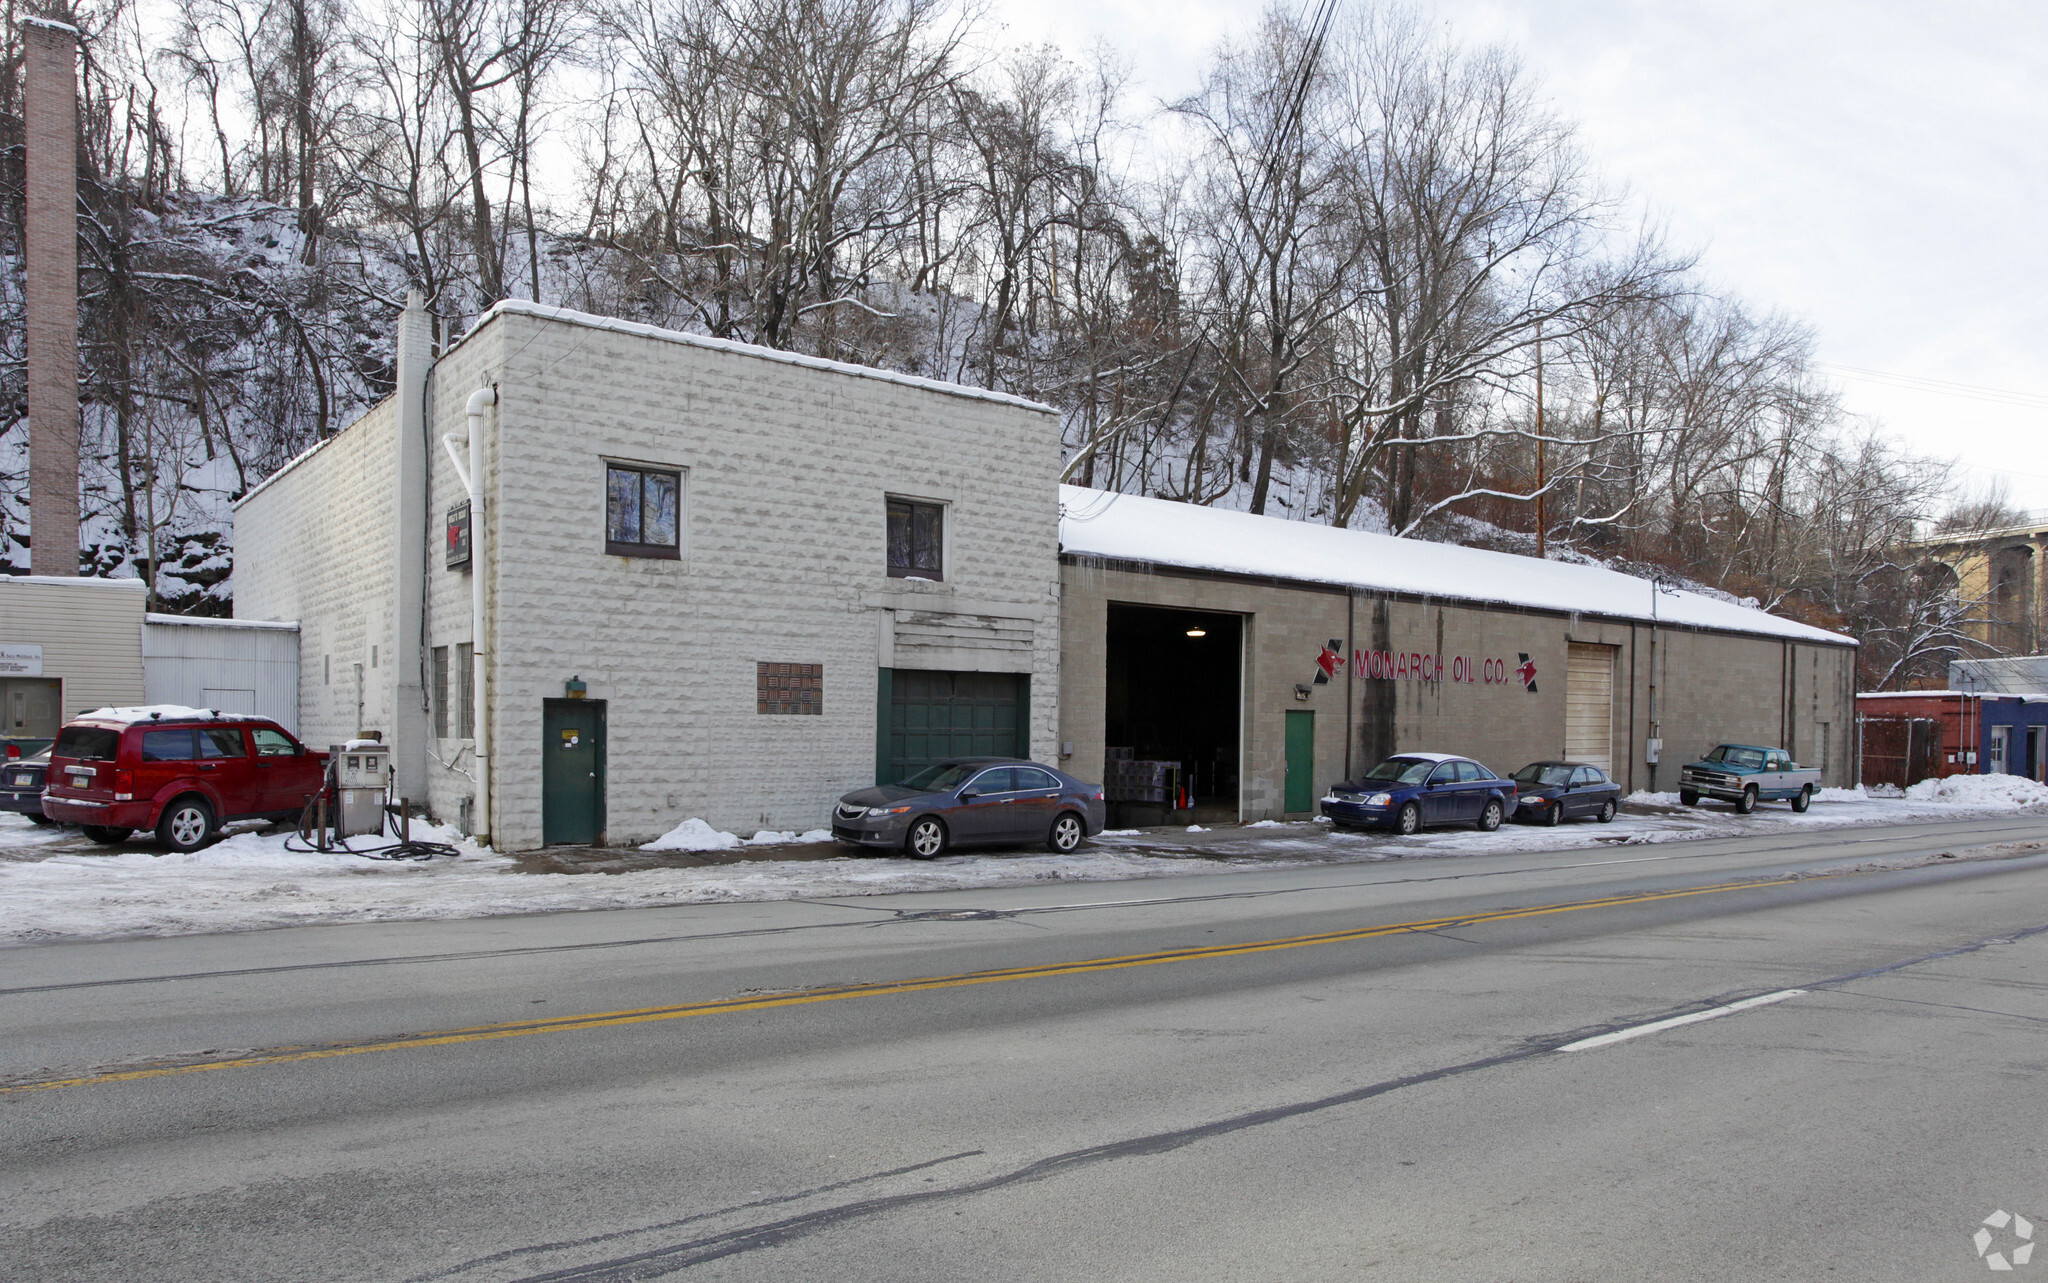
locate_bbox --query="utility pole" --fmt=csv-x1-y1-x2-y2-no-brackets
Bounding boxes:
1534,326,1546,560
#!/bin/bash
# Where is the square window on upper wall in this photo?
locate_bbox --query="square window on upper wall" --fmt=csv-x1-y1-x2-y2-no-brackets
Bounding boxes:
607,462,684,559
887,497,943,580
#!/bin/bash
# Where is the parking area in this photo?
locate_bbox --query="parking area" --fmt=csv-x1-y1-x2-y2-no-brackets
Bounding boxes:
4,779,2046,946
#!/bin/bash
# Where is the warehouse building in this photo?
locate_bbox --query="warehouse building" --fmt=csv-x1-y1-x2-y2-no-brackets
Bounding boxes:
234,297,1062,851
1057,487,1857,823
0,576,145,748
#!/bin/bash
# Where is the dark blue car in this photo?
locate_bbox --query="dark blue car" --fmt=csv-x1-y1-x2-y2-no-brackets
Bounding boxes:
1321,753,1519,835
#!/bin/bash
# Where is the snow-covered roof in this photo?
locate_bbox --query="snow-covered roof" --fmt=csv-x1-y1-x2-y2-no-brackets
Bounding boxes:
1058,486,1855,646
1858,690,2048,700
147,613,299,630
478,300,1058,415
1,575,145,590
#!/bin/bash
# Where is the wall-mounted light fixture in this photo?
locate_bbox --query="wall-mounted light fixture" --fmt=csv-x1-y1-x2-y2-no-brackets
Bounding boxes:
1185,628,1207,638
1293,684,1312,702
565,675,588,699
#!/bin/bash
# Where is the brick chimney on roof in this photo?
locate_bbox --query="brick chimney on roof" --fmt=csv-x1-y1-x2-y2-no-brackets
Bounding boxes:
23,16,80,577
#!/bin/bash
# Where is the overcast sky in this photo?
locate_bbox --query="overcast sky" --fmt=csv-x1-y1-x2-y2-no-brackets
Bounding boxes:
982,0,2048,515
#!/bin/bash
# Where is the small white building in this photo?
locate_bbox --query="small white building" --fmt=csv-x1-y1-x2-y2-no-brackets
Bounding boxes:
0,576,145,740
233,298,1063,850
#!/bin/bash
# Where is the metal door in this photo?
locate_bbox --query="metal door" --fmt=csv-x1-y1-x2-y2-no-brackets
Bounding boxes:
2,678,61,739
197,726,258,819
542,700,606,845
1007,766,1061,842
1564,644,1614,773
879,670,1026,785
945,767,1017,841
1422,762,1460,823
1284,711,1315,814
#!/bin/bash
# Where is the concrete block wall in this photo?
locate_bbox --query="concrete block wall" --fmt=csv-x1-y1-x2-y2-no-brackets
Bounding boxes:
1062,561,1860,818
420,324,504,830
1058,563,1354,821
1639,629,1857,791
431,310,1060,850
233,403,401,754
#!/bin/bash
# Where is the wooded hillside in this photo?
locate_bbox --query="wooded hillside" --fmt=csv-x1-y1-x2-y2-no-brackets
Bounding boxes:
0,0,2011,687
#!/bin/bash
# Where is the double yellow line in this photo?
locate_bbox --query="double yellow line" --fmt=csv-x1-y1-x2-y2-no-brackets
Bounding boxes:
2,872,1817,1097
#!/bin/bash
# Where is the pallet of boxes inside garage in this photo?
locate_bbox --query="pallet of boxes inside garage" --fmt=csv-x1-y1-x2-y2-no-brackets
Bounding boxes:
1103,751,1180,803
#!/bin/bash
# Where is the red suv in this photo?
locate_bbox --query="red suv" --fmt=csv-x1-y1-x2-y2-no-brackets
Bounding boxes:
42,708,327,851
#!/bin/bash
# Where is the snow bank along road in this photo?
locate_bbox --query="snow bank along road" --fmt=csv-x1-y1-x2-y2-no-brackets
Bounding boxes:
2,815,2046,1279
3,774,2044,945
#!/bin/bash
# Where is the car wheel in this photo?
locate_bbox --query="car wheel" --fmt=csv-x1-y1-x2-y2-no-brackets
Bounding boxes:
905,816,948,860
25,813,52,826
1047,812,1084,853
1735,786,1758,815
1539,801,1561,827
157,796,215,853
82,825,132,845
1396,802,1421,835
1678,790,1699,807
1597,800,1617,824
1476,799,1503,832
1790,785,1812,813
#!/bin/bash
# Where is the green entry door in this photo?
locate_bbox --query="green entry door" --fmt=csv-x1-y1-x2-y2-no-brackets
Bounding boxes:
878,670,1027,785
1284,710,1315,814
542,699,606,845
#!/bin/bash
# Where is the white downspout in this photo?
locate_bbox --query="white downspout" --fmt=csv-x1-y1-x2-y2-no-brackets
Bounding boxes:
443,387,496,842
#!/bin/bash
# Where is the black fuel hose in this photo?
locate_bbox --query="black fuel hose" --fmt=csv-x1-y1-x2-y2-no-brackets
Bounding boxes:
284,793,462,861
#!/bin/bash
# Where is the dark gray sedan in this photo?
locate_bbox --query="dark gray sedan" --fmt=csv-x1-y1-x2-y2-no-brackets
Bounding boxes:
0,748,52,824
833,757,1107,858
1510,761,1622,825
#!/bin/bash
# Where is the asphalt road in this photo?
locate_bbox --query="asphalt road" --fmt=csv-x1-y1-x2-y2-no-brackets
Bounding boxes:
3,814,2046,1281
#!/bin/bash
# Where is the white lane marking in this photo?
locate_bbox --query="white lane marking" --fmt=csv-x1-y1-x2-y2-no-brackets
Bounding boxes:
1558,989,1809,1053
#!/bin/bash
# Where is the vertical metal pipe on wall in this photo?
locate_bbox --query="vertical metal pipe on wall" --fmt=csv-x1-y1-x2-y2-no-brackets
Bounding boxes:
443,388,497,842
389,292,433,802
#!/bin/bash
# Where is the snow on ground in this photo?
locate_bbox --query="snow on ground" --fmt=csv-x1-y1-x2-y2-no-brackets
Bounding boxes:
639,818,832,852
2,780,2043,946
1905,774,2048,808
1625,776,2048,820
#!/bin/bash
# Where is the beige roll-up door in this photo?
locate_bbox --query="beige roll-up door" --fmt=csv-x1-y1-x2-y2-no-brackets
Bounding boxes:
1565,643,1616,772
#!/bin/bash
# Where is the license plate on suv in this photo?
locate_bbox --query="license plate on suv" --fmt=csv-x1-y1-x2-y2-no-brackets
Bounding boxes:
12,773,30,787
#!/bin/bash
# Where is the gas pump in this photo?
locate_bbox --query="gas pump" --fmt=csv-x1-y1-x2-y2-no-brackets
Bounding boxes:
289,737,457,860
330,740,392,838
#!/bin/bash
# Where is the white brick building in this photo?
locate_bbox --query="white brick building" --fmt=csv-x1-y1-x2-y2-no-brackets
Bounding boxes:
235,299,1062,851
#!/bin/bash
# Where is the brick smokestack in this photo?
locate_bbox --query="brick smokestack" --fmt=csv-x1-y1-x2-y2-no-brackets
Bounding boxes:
23,16,80,577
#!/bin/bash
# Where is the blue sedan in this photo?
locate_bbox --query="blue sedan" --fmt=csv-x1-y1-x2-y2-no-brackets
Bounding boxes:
1321,753,1520,835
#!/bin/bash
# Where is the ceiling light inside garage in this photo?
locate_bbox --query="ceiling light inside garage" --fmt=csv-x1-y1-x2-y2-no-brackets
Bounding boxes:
1186,628,1207,637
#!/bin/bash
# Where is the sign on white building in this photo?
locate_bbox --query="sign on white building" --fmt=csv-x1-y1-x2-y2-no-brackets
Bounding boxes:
0,644,44,676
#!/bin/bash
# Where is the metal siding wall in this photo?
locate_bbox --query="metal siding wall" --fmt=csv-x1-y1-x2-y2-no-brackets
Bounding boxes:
0,579,145,716
142,620,301,731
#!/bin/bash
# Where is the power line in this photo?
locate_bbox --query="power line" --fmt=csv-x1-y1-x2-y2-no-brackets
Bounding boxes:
1820,362,2048,411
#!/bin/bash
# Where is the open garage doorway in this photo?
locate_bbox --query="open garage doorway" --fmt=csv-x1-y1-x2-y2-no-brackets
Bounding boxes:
1105,604,1242,825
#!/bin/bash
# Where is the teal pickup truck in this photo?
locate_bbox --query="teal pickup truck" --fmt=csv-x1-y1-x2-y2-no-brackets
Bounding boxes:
1677,744,1823,814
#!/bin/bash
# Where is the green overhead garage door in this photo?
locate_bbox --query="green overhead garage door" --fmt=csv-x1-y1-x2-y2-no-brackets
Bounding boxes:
878,669,1029,785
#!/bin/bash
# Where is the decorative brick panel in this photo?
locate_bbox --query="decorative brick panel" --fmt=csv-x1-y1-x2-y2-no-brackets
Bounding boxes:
757,662,823,714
